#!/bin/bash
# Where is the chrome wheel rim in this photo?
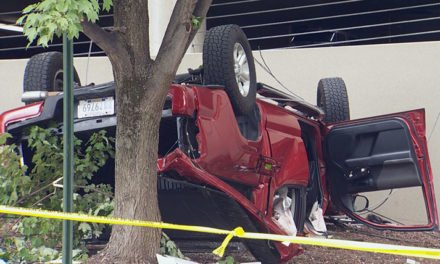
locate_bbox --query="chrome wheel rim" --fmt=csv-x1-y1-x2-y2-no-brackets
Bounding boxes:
233,43,250,97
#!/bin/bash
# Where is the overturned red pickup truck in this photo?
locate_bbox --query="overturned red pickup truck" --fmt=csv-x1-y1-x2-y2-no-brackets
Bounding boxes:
0,25,438,263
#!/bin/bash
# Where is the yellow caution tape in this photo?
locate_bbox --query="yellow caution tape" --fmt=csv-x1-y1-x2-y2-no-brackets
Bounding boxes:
1,205,440,259
212,227,245,257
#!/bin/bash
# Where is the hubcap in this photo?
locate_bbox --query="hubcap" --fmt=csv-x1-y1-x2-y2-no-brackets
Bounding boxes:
233,43,250,97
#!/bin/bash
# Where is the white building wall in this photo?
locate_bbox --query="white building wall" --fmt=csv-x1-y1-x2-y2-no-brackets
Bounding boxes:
149,0,177,56
148,0,205,54
0,41,439,219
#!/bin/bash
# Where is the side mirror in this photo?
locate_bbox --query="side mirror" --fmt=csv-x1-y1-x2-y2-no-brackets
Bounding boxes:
353,195,369,212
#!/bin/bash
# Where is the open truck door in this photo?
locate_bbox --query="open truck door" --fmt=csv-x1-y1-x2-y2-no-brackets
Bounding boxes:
325,109,438,230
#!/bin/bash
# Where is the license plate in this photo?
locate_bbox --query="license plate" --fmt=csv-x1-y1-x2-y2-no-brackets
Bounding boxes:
77,97,115,118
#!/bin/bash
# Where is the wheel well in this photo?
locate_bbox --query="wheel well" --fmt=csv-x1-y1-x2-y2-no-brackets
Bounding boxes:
299,121,323,217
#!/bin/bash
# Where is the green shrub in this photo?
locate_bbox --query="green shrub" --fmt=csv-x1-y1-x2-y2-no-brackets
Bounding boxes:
0,126,185,262
0,127,114,262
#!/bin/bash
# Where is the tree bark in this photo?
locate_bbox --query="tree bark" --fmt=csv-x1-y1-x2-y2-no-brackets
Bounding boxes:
83,0,212,263
103,74,166,264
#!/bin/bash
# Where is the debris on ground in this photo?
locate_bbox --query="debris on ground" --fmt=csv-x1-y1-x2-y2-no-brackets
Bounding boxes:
185,224,440,264
157,254,200,264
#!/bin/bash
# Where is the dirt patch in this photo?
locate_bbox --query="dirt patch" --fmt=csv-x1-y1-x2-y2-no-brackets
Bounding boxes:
292,224,440,264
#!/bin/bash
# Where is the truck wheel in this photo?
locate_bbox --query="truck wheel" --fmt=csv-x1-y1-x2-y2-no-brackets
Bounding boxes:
203,24,256,115
24,51,81,93
317,77,350,123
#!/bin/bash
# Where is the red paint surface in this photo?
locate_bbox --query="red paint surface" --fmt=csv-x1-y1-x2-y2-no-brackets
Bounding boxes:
193,87,263,186
1,85,438,262
169,84,196,117
0,102,43,133
157,149,303,261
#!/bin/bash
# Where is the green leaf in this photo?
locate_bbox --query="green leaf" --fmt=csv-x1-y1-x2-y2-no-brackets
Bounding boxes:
37,35,49,47
0,133,11,145
31,237,44,247
72,249,83,258
10,190,18,203
38,0,54,12
25,28,38,47
16,15,27,25
47,22,57,35
58,17,69,30
90,0,100,12
22,4,37,14
191,16,202,30
86,10,99,22
28,13,44,24
78,222,92,234
219,256,236,264
103,0,113,12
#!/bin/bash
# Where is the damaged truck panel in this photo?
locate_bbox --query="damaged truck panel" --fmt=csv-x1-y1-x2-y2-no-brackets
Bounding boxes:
1,23,438,264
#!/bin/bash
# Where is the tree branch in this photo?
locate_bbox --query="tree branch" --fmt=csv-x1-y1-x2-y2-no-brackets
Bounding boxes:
81,20,128,62
184,0,212,52
112,0,152,69
161,0,198,45
155,0,212,75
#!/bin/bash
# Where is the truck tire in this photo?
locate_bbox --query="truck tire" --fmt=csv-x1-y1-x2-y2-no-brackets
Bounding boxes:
23,51,81,93
317,77,350,123
245,239,281,264
203,24,256,115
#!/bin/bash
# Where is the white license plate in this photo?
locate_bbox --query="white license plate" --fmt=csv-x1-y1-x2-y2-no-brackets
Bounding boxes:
77,97,115,118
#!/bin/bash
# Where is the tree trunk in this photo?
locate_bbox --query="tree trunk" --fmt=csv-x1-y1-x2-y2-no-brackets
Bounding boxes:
102,69,171,263
82,0,212,263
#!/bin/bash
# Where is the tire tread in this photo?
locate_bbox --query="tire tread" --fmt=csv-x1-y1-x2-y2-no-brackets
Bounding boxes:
23,51,81,92
203,25,256,115
317,77,350,123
